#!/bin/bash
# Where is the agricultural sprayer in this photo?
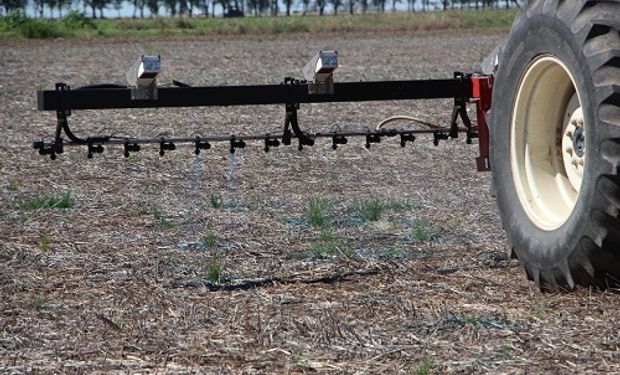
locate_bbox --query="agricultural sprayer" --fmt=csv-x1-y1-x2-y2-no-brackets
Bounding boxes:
33,1,620,291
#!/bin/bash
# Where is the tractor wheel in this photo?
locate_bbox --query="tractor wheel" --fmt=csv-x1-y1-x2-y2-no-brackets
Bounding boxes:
490,0,620,289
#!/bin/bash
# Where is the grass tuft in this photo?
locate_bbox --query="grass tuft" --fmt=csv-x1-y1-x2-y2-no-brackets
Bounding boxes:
40,234,49,251
20,192,74,210
153,206,175,228
412,220,437,242
357,198,384,222
311,241,339,258
125,154,139,164
163,220,176,228
413,358,431,375
320,230,335,241
311,232,353,260
32,295,51,310
153,207,164,221
206,256,225,283
209,194,222,209
308,197,331,227
202,232,218,248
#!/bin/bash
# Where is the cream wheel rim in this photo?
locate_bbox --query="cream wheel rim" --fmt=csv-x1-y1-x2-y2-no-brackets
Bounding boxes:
510,55,584,231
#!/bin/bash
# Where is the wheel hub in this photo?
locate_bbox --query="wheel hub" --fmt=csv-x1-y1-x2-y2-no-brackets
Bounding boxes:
572,126,585,157
562,107,585,193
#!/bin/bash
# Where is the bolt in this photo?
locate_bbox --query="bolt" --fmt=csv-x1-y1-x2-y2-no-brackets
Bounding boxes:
566,131,573,138
578,159,584,166
571,119,578,126
565,147,573,156
572,159,579,167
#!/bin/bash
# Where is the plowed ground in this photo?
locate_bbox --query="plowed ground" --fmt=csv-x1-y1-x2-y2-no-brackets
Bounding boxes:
2,32,620,374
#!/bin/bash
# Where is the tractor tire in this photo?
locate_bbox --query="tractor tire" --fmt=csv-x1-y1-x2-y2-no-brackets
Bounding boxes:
490,0,620,290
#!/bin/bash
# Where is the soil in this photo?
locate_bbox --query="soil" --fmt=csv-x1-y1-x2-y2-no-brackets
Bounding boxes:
2,32,620,374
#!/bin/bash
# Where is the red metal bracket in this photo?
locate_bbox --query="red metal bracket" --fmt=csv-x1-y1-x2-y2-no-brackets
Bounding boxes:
471,75,493,172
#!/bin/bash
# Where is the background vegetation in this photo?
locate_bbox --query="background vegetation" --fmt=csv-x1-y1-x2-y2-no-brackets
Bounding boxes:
0,6,517,39
2,0,522,19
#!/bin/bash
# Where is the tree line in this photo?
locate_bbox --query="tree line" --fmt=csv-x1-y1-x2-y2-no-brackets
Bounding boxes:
1,0,521,19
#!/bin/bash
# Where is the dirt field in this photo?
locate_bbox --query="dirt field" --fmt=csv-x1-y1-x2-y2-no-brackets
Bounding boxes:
2,32,620,374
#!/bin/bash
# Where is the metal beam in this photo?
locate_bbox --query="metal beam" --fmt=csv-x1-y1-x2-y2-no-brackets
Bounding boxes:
37,78,472,111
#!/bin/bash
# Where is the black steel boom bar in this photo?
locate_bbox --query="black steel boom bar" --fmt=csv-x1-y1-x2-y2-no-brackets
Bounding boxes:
37,78,472,111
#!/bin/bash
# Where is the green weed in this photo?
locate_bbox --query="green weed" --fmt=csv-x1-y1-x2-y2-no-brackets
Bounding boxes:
294,348,307,364
413,221,434,242
357,198,384,222
7,181,17,191
209,194,222,209
125,154,138,164
202,232,218,248
163,220,176,228
153,206,175,228
500,344,512,358
40,234,49,251
320,230,335,241
413,358,431,375
32,295,51,309
20,192,74,210
153,207,164,221
167,154,183,166
311,236,353,260
535,305,543,319
311,241,339,258
165,252,185,266
308,197,331,227
207,256,225,283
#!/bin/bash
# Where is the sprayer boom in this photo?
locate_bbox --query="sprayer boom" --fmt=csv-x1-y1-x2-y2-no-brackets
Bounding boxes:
33,52,492,171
